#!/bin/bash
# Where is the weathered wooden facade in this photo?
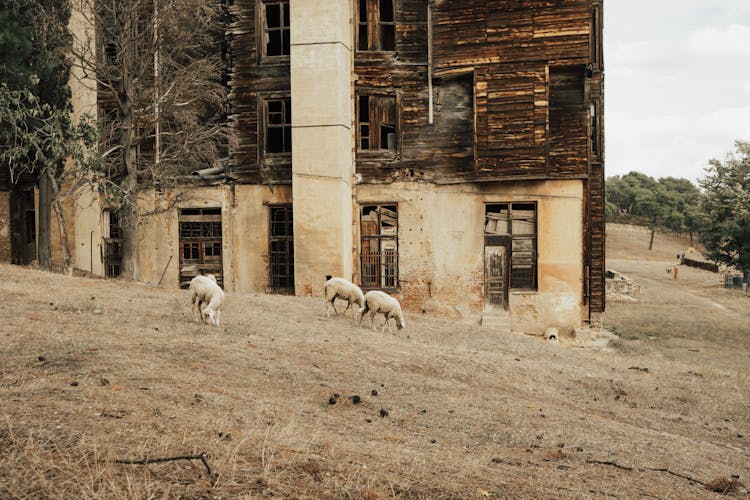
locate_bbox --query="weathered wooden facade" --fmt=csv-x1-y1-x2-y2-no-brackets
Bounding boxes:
5,0,604,335
220,0,605,331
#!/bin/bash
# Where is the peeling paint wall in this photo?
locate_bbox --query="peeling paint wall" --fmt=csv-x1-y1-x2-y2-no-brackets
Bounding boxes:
134,185,292,292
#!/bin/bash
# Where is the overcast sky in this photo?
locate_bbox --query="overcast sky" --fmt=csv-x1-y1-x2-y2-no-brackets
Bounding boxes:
604,0,750,182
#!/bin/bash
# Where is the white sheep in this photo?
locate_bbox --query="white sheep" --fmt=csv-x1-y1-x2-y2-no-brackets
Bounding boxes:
189,274,224,326
357,290,406,332
324,277,365,317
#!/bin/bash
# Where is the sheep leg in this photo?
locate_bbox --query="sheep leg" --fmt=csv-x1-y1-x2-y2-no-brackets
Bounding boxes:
357,303,369,326
342,301,353,316
383,315,393,334
369,310,377,331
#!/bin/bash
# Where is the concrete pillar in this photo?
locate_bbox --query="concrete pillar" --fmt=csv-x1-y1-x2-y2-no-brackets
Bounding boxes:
290,0,354,296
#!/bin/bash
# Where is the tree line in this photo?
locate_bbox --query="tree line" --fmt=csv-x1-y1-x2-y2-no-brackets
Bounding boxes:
606,140,750,277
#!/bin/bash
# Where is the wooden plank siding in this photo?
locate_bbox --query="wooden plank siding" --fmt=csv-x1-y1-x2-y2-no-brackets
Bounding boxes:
227,0,291,184
223,0,605,312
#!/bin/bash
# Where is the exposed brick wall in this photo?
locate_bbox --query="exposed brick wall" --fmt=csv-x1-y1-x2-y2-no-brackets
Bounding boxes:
0,192,10,263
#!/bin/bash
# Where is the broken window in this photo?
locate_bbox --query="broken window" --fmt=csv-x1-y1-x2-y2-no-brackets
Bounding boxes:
103,209,122,278
264,97,292,154
357,95,397,152
485,203,537,290
360,204,398,290
261,0,290,58
269,205,294,293
178,207,223,288
357,0,395,51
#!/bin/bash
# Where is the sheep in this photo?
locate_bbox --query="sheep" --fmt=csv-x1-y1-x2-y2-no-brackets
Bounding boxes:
324,277,365,317
357,290,405,333
189,274,224,326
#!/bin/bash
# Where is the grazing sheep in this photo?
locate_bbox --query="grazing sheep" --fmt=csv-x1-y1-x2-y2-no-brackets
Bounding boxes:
358,290,405,332
324,277,365,317
189,274,224,326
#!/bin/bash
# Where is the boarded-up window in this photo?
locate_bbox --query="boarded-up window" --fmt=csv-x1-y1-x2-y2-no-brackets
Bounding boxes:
549,66,588,174
264,97,292,154
357,0,395,51
485,203,537,290
269,205,294,293
261,0,290,58
474,64,547,176
360,204,398,290
357,95,397,152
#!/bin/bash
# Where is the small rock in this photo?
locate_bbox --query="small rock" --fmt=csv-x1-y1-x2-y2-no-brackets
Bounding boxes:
37,355,46,362
328,396,337,405
379,408,389,418
70,381,79,387
491,457,502,464
351,395,361,404
99,377,110,386
430,439,437,444
371,389,378,396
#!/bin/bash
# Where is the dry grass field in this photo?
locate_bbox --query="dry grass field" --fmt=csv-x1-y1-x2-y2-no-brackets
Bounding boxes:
1,224,749,499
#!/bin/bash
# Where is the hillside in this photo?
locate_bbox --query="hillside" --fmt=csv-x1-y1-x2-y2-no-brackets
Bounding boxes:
1,229,749,498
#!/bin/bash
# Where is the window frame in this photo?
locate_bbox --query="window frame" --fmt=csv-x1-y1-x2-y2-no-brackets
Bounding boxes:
357,0,396,52
356,93,399,156
484,202,538,291
268,204,295,293
261,95,292,157
360,203,399,292
258,0,290,62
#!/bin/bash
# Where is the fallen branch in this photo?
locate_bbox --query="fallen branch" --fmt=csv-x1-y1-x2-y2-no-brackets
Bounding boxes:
586,459,633,470
644,467,705,487
115,452,215,479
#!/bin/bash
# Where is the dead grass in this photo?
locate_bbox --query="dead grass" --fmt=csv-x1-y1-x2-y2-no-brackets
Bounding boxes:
2,230,750,498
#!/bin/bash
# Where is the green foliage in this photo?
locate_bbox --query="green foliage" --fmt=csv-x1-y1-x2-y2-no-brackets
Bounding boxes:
0,83,108,192
699,141,750,271
606,171,701,234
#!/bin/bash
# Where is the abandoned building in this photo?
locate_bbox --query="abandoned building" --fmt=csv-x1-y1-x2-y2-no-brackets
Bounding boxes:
0,0,605,335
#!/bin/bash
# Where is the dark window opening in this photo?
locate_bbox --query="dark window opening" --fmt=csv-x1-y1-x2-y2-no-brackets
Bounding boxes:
25,210,36,243
485,203,537,290
357,0,395,51
262,0,290,58
357,94,397,152
360,204,398,290
269,205,294,292
103,209,122,278
265,97,292,154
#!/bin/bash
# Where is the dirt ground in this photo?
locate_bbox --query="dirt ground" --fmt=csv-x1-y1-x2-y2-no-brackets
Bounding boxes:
1,225,749,499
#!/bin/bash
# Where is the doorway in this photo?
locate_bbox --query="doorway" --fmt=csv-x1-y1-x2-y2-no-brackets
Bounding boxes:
9,186,36,265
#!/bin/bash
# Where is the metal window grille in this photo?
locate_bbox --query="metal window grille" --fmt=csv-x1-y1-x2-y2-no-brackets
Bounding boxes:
178,208,223,288
360,204,398,290
269,205,294,292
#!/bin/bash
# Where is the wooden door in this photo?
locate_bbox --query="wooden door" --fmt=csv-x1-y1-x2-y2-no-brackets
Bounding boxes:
484,245,507,311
